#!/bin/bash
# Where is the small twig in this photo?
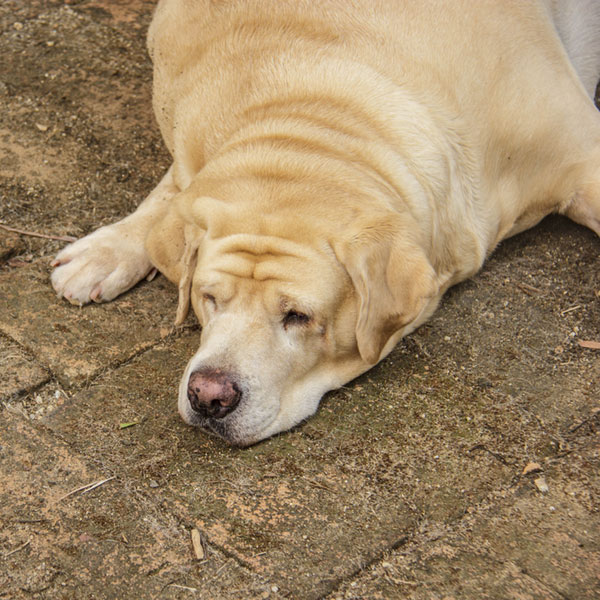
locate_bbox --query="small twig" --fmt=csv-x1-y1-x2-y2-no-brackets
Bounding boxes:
386,576,419,587
55,476,116,503
0,223,77,243
81,476,116,495
302,476,336,494
560,304,582,316
515,282,543,296
569,409,600,434
169,584,198,593
14,518,47,524
2,539,31,559
467,444,511,465
214,558,233,576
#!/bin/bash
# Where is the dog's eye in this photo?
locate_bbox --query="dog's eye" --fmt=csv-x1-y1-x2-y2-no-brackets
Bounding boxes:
203,293,216,307
283,310,311,328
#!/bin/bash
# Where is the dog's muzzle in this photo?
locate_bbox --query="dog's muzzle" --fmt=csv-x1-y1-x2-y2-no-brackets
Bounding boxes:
186,368,242,419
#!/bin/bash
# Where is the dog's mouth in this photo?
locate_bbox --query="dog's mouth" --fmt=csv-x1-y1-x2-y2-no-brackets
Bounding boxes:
190,414,266,448
195,416,236,443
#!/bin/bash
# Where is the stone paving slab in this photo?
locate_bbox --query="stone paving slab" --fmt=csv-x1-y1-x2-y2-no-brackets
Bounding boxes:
329,437,600,600
16,217,600,599
0,411,279,600
43,327,579,598
412,216,600,432
0,259,181,387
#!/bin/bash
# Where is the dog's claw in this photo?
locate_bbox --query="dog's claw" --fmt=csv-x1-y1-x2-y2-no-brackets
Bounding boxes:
90,285,102,302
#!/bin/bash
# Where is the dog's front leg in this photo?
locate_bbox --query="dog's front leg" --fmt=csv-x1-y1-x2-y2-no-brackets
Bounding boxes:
51,165,178,305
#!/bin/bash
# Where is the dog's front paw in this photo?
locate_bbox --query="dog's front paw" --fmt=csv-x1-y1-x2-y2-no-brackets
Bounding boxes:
51,223,154,306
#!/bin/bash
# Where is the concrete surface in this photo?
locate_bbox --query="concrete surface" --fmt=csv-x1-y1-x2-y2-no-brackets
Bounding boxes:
0,1,598,598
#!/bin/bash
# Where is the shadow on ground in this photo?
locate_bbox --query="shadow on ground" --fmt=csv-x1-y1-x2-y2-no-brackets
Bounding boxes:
1,2,598,598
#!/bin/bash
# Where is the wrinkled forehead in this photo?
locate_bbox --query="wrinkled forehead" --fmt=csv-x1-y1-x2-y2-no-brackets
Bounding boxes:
195,233,342,308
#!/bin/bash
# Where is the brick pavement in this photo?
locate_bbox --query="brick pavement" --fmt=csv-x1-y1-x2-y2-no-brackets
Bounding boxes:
1,2,598,598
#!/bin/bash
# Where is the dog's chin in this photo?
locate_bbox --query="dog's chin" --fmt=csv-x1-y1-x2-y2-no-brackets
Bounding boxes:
201,418,257,447
180,408,274,447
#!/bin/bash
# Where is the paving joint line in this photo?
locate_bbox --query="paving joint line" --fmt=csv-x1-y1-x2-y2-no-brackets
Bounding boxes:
321,471,548,599
73,321,200,388
0,330,54,397
517,568,572,600
1,376,53,409
316,535,412,600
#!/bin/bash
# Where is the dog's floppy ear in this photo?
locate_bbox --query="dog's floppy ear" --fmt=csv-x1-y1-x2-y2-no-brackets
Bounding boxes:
146,200,205,325
334,215,437,365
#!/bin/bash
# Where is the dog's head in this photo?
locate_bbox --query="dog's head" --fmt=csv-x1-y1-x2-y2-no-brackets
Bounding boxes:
146,184,436,446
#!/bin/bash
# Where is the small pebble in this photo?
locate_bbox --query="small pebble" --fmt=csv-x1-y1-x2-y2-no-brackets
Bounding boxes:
534,476,549,493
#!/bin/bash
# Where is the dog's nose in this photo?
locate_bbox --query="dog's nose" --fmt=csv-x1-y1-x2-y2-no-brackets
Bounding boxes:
187,369,241,419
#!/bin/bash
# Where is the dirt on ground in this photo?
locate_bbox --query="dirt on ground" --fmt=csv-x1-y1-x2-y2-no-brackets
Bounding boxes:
0,2,598,599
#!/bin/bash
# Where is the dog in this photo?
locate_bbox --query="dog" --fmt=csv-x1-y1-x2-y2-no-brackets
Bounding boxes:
51,0,600,446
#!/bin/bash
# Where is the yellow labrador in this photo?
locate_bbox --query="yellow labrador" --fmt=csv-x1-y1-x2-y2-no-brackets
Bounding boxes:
52,0,600,446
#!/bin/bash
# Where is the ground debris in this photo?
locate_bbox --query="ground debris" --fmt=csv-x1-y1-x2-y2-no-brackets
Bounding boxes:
522,462,542,476
515,282,544,296
578,340,600,350
0,222,77,243
191,527,207,560
55,475,116,502
2,538,31,559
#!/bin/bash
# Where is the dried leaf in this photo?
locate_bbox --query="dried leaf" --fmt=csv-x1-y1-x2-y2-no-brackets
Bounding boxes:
534,476,549,493
522,462,542,475
578,340,600,350
191,528,205,560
